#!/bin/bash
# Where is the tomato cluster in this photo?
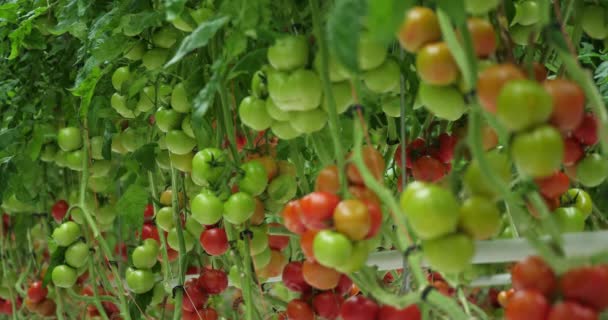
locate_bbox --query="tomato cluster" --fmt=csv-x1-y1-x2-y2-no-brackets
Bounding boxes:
24,280,55,317
49,221,88,289
505,255,608,320
180,268,225,320
394,133,457,183
0,298,18,316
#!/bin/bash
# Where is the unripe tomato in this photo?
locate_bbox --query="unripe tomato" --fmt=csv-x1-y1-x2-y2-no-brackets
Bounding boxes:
358,31,387,71
192,148,226,186
267,174,297,204
257,250,287,278
560,188,592,218
363,59,400,93
512,0,540,26
268,69,322,111
465,0,500,15
505,290,550,320
554,207,586,233
52,221,81,247
459,196,501,240
418,83,466,121
271,121,301,140
477,63,526,113
249,225,269,255
142,48,169,70
132,242,159,269
313,230,353,268
543,79,585,132
333,199,371,240
467,18,497,57
171,83,191,113
582,5,608,39
155,108,183,133
302,260,341,290
155,207,174,231
398,7,441,53
65,241,89,268
416,42,459,85
191,192,223,226
253,247,272,270
124,41,146,60
152,26,179,48
321,81,354,114
169,152,193,173
111,66,131,91
125,268,155,294
511,125,564,178
267,35,309,71
511,255,557,296
223,192,256,225
496,79,553,131
422,232,474,273
167,227,196,252
52,265,78,288
347,146,385,185
239,96,273,131
165,130,196,155
289,108,328,134
266,99,290,121
400,183,460,239
57,127,82,152
200,228,228,256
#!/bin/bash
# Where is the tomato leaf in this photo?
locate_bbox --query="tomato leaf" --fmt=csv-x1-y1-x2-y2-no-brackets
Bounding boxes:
0,3,19,24
8,6,47,60
50,0,87,39
165,16,230,67
129,289,155,320
42,244,67,287
192,60,223,148
132,143,157,172
366,0,414,44
436,0,466,26
102,121,114,160
116,11,162,36
116,183,148,239
26,125,44,161
327,0,367,74
228,48,267,80
164,0,186,21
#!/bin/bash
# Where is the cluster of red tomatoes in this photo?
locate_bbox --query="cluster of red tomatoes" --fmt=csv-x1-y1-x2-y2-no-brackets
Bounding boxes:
394,132,457,183
505,255,608,320
0,297,18,316
181,268,228,320
24,281,55,317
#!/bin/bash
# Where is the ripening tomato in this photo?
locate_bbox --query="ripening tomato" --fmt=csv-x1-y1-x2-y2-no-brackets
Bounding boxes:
477,63,526,113
348,185,380,205
27,281,47,304
182,284,208,313
300,229,318,262
302,260,341,290
459,196,501,240
257,250,288,279
496,79,553,131
416,42,459,85
51,200,69,222
535,171,570,199
333,199,371,241
467,18,497,57
573,114,599,146
563,137,584,166
313,291,343,320
378,304,421,320
299,192,341,230
511,256,557,297
364,200,382,239
398,7,441,53
200,228,229,256
287,299,315,320
547,301,598,320
282,201,307,235
315,165,340,194
505,290,550,320
340,296,379,320
543,79,585,132
411,156,448,182
282,262,312,293
560,265,608,311
347,146,385,185
198,269,228,294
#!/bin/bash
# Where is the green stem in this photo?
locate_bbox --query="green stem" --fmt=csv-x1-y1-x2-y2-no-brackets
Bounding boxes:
309,0,347,196
14,261,31,296
148,171,171,283
55,288,66,320
170,167,187,320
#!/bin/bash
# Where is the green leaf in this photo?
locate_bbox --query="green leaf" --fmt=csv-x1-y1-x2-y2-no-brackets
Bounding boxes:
129,289,155,320
366,0,414,44
42,244,67,286
116,183,148,239
132,143,157,172
91,34,131,61
0,3,19,24
8,6,48,60
436,0,466,26
228,48,267,80
50,0,87,38
327,0,367,74
128,75,150,98
0,129,19,149
165,16,230,67
26,125,44,160
164,0,186,21
192,61,223,148
117,11,162,36
102,121,115,160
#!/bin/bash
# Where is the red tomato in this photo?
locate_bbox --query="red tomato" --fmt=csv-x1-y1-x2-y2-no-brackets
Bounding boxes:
300,229,318,262
197,269,228,294
563,136,584,166
282,262,312,293
560,265,608,311
340,296,379,320
299,192,341,230
411,156,448,182
287,299,315,320
315,165,340,194
511,256,557,297
336,274,353,296
573,114,599,146
437,133,457,163
269,234,290,251
182,284,208,313
143,204,154,220
505,290,550,320
141,223,160,243
378,304,421,320
281,201,307,235
535,172,570,199
199,228,229,256
312,291,343,320
548,301,598,320
27,281,48,304
396,138,427,168
364,200,382,239
51,200,69,222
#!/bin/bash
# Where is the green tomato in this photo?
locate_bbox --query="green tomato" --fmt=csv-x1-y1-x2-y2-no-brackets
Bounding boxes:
65,241,89,268
90,136,104,160
251,69,269,99
510,24,539,46
165,130,196,155
363,59,400,93
185,216,204,238
156,150,171,170
223,192,256,224
52,221,81,247
239,161,269,196
228,265,241,289
561,188,592,218
381,96,401,118
496,80,552,131
52,265,78,288
167,227,195,252
423,233,474,274
314,53,350,82
181,115,195,138
57,127,82,152
253,246,272,270
156,207,174,231
321,81,354,114
512,0,540,26
459,196,502,240
142,49,169,70
124,41,146,60
150,282,165,306
111,93,136,118
267,35,309,71
419,83,466,121
464,150,511,200
192,148,226,186
40,143,57,162
582,5,608,39
137,86,167,113
126,268,155,294
132,243,159,269
358,31,387,71
400,183,460,240
553,207,586,233
267,69,323,111
54,149,68,167
152,26,179,49
171,83,191,113
266,99,290,121
112,66,131,91
574,153,608,187
191,192,224,225
155,108,183,133
95,206,117,225
511,125,563,178
465,0,500,14
334,240,370,273
70,207,85,224
267,174,297,203
271,121,301,140
250,225,269,255
122,128,145,152
313,230,353,268
289,108,328,134
66,150,84,171
88,176,112,193
239,96,273,131
169,152,193,173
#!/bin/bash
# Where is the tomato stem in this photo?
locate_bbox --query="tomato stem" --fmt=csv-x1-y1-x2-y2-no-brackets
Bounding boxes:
169,166,187,320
